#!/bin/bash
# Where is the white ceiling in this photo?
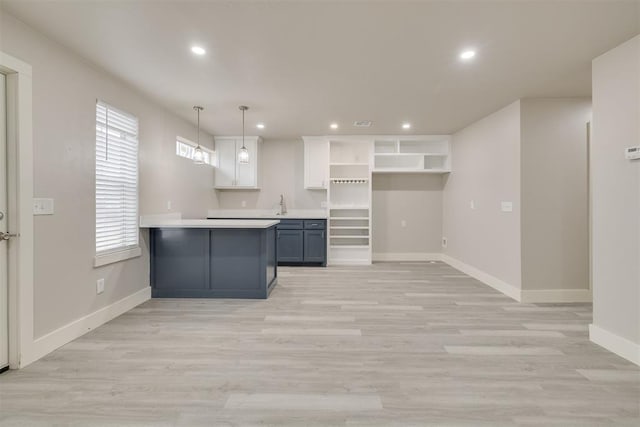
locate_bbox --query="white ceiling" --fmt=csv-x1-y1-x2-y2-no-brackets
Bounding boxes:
2,0,639,139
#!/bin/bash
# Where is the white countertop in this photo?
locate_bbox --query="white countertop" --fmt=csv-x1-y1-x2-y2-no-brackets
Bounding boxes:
207,209,327,219
140,218,279,229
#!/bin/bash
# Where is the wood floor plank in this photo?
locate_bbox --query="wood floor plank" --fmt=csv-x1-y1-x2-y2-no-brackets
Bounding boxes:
0,261,637,426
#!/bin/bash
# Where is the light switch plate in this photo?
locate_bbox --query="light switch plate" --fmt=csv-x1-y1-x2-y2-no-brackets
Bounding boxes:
33,198,54,215
501,201,513,212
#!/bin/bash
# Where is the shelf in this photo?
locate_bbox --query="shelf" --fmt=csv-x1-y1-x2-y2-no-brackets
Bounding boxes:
329,162,369,166
372,169,450,174
330,244,370,249
330,235,370,239
330,178,369,182
330,205,369,209
330,216,369,220
330,226,369,229
374,153,447,157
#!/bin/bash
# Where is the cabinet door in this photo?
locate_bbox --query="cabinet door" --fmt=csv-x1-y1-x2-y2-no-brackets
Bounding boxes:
277,229,303,262
303,229,326,263
214,139,237,188
304,139,329,189
236,138,258,187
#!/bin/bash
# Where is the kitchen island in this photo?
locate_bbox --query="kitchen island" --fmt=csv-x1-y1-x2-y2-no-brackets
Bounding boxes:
141,218,279,299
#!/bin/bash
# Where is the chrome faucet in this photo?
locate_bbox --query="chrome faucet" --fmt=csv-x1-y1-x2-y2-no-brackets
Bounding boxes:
279,194,287,216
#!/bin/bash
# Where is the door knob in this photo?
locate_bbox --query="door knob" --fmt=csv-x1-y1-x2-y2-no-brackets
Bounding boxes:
0,232,18,241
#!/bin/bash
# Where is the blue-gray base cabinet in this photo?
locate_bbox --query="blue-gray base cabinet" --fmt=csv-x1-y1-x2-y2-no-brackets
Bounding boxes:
276,219,327,266
150,226,277,299
207,217,327,266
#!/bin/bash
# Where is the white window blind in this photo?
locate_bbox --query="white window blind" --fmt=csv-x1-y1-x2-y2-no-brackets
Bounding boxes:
95,101,139,255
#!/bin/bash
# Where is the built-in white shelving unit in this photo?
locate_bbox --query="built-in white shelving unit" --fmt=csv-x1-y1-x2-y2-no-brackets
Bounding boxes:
373,136,451,173
327,139,373,265
302,134,451,266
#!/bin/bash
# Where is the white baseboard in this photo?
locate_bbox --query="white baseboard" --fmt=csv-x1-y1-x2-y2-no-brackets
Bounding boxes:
589,324,640,366
521,288,592,303
440,254,522,301
373,253,442,262
21,287,151,367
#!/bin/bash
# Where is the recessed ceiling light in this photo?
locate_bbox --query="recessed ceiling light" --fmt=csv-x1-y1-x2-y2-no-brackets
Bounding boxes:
330,123,339,130
191,46,206,56
459,49,476,60
256,123,265,129
402,122,411,130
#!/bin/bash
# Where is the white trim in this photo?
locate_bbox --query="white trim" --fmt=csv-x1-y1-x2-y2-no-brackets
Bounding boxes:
589,324,640,366
373,252,442,262
440,254,521,301
21,287,151,367
1,52,33,369
94,246,142,267
521,288,592,303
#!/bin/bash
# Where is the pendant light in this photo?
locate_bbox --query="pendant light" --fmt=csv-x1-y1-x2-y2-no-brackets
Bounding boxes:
193,105,205,165
238,105,250,164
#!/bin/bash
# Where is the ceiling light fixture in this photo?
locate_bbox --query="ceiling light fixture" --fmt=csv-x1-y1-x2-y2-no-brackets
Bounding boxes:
402,122,411,130
256,123,265,129
192,106,205,165
459,49,476,60
238,106,250,164
191,46,206,56
330,123,339,130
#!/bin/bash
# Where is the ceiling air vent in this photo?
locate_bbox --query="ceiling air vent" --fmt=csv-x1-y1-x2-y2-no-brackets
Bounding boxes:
353,120,372,128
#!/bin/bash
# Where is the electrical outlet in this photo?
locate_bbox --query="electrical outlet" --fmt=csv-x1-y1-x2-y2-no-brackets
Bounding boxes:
470,200,476,210
96,278,105,295
241,200,247,208
400,220,407,228
167,200,172,211
501,201,513,212
442,237,448,248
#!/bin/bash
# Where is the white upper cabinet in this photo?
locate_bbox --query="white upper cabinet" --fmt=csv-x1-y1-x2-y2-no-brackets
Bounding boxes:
303,137,329,190
214,136,261,190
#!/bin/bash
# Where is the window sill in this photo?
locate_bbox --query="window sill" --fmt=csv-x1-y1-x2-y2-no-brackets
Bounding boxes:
94,247,142,267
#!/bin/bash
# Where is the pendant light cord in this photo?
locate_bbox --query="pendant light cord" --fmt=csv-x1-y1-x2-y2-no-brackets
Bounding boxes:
242,107,246,149
194,106,203,149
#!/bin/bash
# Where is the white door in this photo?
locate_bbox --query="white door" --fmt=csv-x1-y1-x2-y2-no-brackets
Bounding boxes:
214,138,237,188
236,138,257,187
0,73,8,371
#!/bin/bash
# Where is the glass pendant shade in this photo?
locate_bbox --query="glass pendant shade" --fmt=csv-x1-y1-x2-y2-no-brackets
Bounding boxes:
193,145,205,164
238,146,249,164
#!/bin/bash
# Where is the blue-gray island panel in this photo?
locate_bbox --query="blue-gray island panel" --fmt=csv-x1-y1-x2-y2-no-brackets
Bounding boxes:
150,225,277,299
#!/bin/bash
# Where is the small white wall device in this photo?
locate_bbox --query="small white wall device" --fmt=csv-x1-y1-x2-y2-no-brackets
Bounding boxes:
625,146,640,160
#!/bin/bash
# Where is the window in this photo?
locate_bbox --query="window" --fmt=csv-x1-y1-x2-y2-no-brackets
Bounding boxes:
176,136,216,166
95,101,140,266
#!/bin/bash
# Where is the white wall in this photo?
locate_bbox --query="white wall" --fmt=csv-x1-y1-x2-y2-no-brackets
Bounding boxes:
590,35,640,365
214,139,325,210
520,98,591,294
372,174,443,258
0,13,215,341
442,101,522,291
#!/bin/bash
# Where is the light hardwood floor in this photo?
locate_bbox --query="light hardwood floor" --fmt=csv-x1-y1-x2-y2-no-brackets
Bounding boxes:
1,262,639,426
